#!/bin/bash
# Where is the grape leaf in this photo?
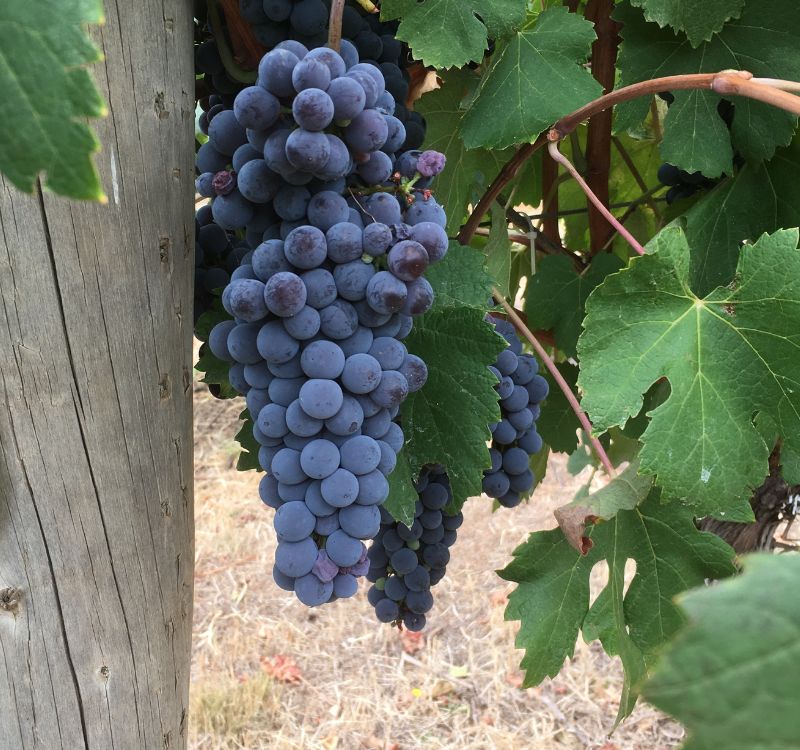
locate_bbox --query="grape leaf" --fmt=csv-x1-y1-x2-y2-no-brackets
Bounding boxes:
529,444,549,496
554,462,653,553
461,7,602,150
537,362,580,454
415,70,511,236
402,307,504,511
683,140,800,296
525,253,624,358
380,0,528,69
424,242,495,310
384,451,417,527
0,0,106,200
486,202,512,298
501,490,735,719
195,343,238,400
235,411,261,472
644,554,800,750
629,0,746,47
578,227,800,519
615,1,800,173
195,306,238,398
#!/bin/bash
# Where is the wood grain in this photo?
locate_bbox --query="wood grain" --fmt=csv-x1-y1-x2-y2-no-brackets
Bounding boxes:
0,2,195,747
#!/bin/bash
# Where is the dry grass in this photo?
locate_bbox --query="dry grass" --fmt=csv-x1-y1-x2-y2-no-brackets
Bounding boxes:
191,383,685,750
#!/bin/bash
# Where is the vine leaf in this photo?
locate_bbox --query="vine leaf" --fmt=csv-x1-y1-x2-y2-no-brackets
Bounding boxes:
628,0,746,47
0,0,106,200
615,0,800,173
384,451,417,527
423,241,495,310
236,411,261,472
415,69,511,235
644,554,800,750
526,252,624,358
554,462,653,553
486,202,512,298
195,307,238,398
537,362,581,454
501,491,736,721
401,244,502,510
402,306,503,512
461,7,602,150
683,140,800,296
578,227,800,520
380,0,527,69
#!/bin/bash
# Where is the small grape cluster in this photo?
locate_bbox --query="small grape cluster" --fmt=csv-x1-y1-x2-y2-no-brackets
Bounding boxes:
194,209,250,323
656,163,718,205
482,318,548,508
205,44,450,606
366,465,462,631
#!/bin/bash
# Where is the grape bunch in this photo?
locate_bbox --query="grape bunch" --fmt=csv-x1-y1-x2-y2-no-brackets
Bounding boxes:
656,163,717,205
366,465,462,631
482,318,548,508
194,206,251,323
203,44,450,606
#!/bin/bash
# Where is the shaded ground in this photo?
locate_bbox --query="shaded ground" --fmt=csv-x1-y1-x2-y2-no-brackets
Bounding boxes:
190,383,684,750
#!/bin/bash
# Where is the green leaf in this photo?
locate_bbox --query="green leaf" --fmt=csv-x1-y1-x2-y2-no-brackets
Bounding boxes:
461,8,602,150
578,227,800,519
194,306,237,398
554,462,654,552
644,554,800,750
402,308,504,511
195,342,238,400
381,0,528,69
501,491,735,717
486,202,512,298
384,451,417,527
235,411,261,472
529,443,550,495
629,0,746,46
683,140,800,296
660,90,733,178
615,1,800,171
567,438,596,475
415,70,511,235
0,0,106,200
424,242,495,310
537,362,581,454
526,253,624,358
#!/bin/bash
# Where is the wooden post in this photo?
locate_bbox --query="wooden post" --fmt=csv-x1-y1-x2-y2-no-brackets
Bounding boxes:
0,2,195,747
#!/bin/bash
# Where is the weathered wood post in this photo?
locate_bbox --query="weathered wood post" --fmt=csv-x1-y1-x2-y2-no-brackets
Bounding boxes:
0,2,195,747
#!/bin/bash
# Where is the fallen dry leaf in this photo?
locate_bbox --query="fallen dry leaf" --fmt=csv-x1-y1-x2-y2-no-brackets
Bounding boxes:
260,654,302,684
505,671,524,688
400,629,425,655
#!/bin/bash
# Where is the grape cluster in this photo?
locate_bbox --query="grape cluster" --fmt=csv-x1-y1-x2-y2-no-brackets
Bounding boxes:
194,206,250,323
193,2,429,327
482,318,548,508
205,44,449,606
366,465,462,631
656,163,717,205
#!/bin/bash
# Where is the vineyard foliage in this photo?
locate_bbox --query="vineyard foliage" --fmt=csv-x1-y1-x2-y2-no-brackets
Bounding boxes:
5,0,800,742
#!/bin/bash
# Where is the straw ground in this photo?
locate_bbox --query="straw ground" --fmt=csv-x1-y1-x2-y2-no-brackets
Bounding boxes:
191,382,684,750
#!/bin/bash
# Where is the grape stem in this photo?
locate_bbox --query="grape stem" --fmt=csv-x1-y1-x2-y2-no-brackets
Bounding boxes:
492,290,617,478
353,0,380,12
207,0,258,84
327,0,346,51
460,69,800,245
547,140,646,256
